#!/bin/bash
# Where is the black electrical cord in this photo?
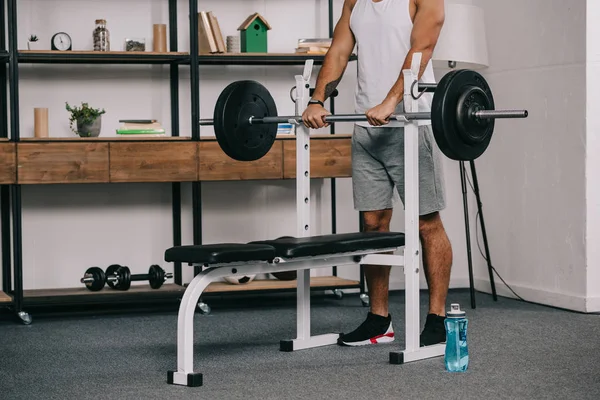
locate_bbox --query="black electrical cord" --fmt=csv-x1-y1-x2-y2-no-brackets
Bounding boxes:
464,168,525,302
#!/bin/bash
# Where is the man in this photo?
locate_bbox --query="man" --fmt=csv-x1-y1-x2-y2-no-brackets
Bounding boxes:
302,0,452,347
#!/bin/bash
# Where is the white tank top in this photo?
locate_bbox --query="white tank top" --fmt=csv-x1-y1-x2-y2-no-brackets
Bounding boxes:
349,0,435,127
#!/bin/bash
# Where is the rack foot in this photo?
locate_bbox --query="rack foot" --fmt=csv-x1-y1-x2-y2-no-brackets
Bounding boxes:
360,293,370,307
167,370,203,387
197,301,211,315
17,311,32,325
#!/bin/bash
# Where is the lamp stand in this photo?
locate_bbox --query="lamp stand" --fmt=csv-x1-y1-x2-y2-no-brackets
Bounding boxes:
459,159,498,309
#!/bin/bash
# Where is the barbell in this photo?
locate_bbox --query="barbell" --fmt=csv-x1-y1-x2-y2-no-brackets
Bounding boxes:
199,69,528,162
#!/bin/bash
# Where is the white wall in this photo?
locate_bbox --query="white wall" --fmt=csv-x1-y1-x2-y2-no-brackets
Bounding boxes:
473,0,588,311
586,0,600,312
5,0,486,296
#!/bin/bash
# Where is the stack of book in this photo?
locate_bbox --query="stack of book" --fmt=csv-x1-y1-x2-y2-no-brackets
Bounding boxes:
116,120,166,137
295,38,332,54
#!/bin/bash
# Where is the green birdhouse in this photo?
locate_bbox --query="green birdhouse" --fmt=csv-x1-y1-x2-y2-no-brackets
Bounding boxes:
238,13,272,53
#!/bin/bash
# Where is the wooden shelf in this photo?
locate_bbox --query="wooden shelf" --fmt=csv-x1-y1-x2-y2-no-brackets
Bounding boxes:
11,135,353,184
0,290,12,304
18,50,190,64
20,136,192,142
195,53,357,66
22,277,359,306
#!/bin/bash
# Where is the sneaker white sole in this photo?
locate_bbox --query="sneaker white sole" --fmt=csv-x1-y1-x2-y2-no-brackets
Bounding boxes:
339,325,395,347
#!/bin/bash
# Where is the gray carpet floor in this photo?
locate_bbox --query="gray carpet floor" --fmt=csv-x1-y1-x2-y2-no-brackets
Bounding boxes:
1,290,600,400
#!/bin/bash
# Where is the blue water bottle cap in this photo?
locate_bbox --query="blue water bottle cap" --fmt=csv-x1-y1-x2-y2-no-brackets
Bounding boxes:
447,303,466,318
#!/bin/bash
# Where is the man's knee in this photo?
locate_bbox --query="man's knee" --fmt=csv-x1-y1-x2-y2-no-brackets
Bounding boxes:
419,211,444,237
362,209,393,232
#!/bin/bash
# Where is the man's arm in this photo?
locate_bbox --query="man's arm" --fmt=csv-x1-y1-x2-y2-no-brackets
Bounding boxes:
384,0,445,106
310,0,357,103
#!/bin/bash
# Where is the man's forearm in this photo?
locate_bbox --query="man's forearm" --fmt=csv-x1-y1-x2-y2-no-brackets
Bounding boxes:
384,48,434,106
311,51,349,103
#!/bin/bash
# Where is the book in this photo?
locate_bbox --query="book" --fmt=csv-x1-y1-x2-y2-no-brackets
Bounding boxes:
297,38,332,48
208,12,226,53
198,11,218,53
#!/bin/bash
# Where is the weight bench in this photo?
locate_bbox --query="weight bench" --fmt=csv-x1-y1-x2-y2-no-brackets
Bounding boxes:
165,54,446,388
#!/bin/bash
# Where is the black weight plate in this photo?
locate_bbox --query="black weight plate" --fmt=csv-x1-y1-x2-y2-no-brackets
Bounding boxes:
105,264,121,289
431,69,495,161
148,264,165,289
213,81,238,160
214,80,278,162
271,236,297,281
85,267,106,291
456,86,493,144
118,266,131,291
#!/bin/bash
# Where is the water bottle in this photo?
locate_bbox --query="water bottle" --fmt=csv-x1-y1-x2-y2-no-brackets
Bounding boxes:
444,303,469,372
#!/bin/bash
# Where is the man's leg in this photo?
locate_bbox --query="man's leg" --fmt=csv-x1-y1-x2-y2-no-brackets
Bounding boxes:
419,211,453,345
337,125,397,347
385,124,451,346
361,209,393,318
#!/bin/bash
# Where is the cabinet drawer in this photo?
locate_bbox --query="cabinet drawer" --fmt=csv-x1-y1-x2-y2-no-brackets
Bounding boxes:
0,143,16,184
109,142,198,183
17,143,109,184
198,141,283,181
283,138,352,179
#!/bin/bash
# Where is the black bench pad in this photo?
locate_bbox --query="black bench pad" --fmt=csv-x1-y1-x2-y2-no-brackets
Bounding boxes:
250,232,405,259
164,243,276,264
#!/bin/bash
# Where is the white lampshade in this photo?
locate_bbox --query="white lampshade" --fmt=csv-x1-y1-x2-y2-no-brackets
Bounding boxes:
432,3,489,70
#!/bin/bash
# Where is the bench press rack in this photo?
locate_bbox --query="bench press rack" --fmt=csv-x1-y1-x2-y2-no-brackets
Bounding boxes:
165,53,445,387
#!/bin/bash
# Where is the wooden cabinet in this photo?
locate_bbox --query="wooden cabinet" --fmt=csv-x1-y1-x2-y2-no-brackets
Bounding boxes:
109,141,198,183
17,142,109,184
283,136,352,179
0,143,16,184
198,140,283,181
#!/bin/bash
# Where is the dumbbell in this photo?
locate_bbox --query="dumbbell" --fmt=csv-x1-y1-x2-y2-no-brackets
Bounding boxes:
80,266,117,292
105,264,173,291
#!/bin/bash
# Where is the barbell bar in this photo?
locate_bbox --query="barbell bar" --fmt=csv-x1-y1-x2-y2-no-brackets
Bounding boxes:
198,69,529,162
199,109,527,126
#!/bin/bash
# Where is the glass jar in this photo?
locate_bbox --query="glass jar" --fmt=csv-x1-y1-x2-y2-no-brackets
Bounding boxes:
93,19,110,51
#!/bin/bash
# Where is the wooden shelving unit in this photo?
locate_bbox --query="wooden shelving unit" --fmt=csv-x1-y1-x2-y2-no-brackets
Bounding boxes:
0,0,363,321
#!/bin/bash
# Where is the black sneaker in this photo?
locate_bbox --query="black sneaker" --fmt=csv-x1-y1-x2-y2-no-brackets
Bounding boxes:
337,312,394,346
420,314,447,346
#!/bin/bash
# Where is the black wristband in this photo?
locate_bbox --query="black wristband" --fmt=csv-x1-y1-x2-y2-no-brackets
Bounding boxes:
308,99,324,107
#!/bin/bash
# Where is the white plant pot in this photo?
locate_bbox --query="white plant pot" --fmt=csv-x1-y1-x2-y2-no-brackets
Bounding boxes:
27,41,42,51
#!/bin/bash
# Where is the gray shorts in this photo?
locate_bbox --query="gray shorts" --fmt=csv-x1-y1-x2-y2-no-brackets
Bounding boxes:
351,124,446,215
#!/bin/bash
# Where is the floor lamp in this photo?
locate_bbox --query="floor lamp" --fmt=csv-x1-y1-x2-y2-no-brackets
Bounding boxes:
432,3,497,309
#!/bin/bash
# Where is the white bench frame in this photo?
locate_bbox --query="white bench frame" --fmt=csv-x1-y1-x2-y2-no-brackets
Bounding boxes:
167,53,445,387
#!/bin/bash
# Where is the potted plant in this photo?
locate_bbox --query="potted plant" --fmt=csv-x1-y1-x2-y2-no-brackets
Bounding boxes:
65,102,106,137
27,34,40,50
